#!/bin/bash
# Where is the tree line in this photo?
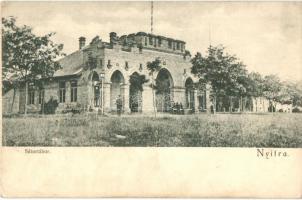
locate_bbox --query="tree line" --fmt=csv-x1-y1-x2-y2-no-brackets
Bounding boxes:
191,45,302,112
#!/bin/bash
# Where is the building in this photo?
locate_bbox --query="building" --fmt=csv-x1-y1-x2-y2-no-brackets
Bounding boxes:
3,32,211,114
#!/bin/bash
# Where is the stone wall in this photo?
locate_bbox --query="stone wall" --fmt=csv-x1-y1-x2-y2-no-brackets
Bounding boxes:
2,76,92,114
101,43,202,112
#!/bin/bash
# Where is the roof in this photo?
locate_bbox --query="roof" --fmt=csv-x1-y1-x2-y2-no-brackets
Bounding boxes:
54,48,85,77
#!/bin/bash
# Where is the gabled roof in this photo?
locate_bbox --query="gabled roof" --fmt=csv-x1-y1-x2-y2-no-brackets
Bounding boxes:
54,48,86,77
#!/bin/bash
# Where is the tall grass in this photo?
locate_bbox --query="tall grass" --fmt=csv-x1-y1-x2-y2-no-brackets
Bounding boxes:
2,113,302,147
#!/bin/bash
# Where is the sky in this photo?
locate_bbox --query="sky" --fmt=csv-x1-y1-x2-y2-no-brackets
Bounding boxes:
2,1,302,81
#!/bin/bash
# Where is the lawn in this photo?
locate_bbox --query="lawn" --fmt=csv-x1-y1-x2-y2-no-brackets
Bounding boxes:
2,113,302,147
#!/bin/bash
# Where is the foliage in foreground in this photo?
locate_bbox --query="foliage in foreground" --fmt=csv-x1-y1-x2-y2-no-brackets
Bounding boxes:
2,16,65,114
191,45,302,108
2,114,302,147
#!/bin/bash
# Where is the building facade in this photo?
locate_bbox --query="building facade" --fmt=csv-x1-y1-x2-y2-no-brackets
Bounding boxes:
3,32,211,114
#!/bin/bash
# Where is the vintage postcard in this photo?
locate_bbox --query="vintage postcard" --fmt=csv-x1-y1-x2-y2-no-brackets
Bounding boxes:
1,1,301,198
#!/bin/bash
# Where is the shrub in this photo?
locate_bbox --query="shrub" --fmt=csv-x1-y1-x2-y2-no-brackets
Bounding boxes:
292,107,301,113
43,97,58,114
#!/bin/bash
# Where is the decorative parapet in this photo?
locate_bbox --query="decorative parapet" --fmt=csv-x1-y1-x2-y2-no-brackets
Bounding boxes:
107,31,187,55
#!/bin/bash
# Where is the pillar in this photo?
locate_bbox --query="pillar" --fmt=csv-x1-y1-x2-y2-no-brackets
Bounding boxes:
194,89,199,113
141,84,154,114
103,82,111,112
87,82,93,109
121,83,131,113
171,87,185,105
205,83,211,114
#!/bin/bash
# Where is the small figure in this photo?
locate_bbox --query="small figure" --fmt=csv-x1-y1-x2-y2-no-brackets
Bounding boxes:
116,95,123,116
94,86,100,107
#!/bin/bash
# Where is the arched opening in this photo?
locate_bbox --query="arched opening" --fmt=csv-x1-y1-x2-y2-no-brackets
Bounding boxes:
91,71,100,107
155,68,174,112
129,72,144,113
185,78,195,111
110,70,125,111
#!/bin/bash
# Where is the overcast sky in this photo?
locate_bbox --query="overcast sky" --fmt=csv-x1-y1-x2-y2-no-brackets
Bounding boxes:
2,1,302,81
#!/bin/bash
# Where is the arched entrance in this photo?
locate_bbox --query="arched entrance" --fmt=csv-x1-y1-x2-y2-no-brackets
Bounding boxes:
155,68,174,112
110,70,125,111
129,72,143,112
185,78,195,111
91,72,100,107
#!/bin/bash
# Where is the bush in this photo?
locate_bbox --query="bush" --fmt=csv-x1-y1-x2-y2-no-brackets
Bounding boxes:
43,97,58,114
292,107,301,113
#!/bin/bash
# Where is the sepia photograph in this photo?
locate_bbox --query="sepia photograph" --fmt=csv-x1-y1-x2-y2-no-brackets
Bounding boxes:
2,1,302,148
1,1,302,198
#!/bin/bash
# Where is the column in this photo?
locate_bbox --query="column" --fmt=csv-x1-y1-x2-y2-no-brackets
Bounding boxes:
121,83,131,113
205,83,211,114
103,82,111,112
87,83,93,109
171,87,185,105
141,84,154,114
194,89,199,113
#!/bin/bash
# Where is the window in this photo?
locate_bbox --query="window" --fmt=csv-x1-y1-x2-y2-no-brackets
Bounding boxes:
27,83,35,105
125,61,129,70
168,40,172,49
177,43,180,50
158,38,162,47
38,89,45,104
28,89,35,105
107,60,111,66
139,63,143,72
139,46,142,53
173,42,176,50
149,37,153,45
145,37,148,46
70,80,77,102
100,59,103,67
59,81,66,103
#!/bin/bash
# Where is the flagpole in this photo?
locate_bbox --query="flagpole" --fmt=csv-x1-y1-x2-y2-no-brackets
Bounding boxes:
151,1,153,34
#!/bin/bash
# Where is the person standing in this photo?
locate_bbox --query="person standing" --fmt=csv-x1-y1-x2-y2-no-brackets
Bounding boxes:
116,95,123,116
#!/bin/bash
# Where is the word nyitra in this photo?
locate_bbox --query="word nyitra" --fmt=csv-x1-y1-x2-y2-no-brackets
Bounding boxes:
257,148,288,159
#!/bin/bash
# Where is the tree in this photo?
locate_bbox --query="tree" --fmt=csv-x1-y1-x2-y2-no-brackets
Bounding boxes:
263,75,282,112
225,61,249,112
275,80,302,108
247,72,264,97
191,45,248,112
147,58,161,117
284,81,302,107
245,72,265,111
2,16,65,114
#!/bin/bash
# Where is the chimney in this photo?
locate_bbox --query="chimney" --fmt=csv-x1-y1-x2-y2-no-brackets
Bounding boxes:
79,37,86,50
110,32,118,44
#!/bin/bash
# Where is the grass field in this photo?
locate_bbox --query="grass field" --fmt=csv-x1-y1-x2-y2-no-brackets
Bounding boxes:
2,113,302,147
